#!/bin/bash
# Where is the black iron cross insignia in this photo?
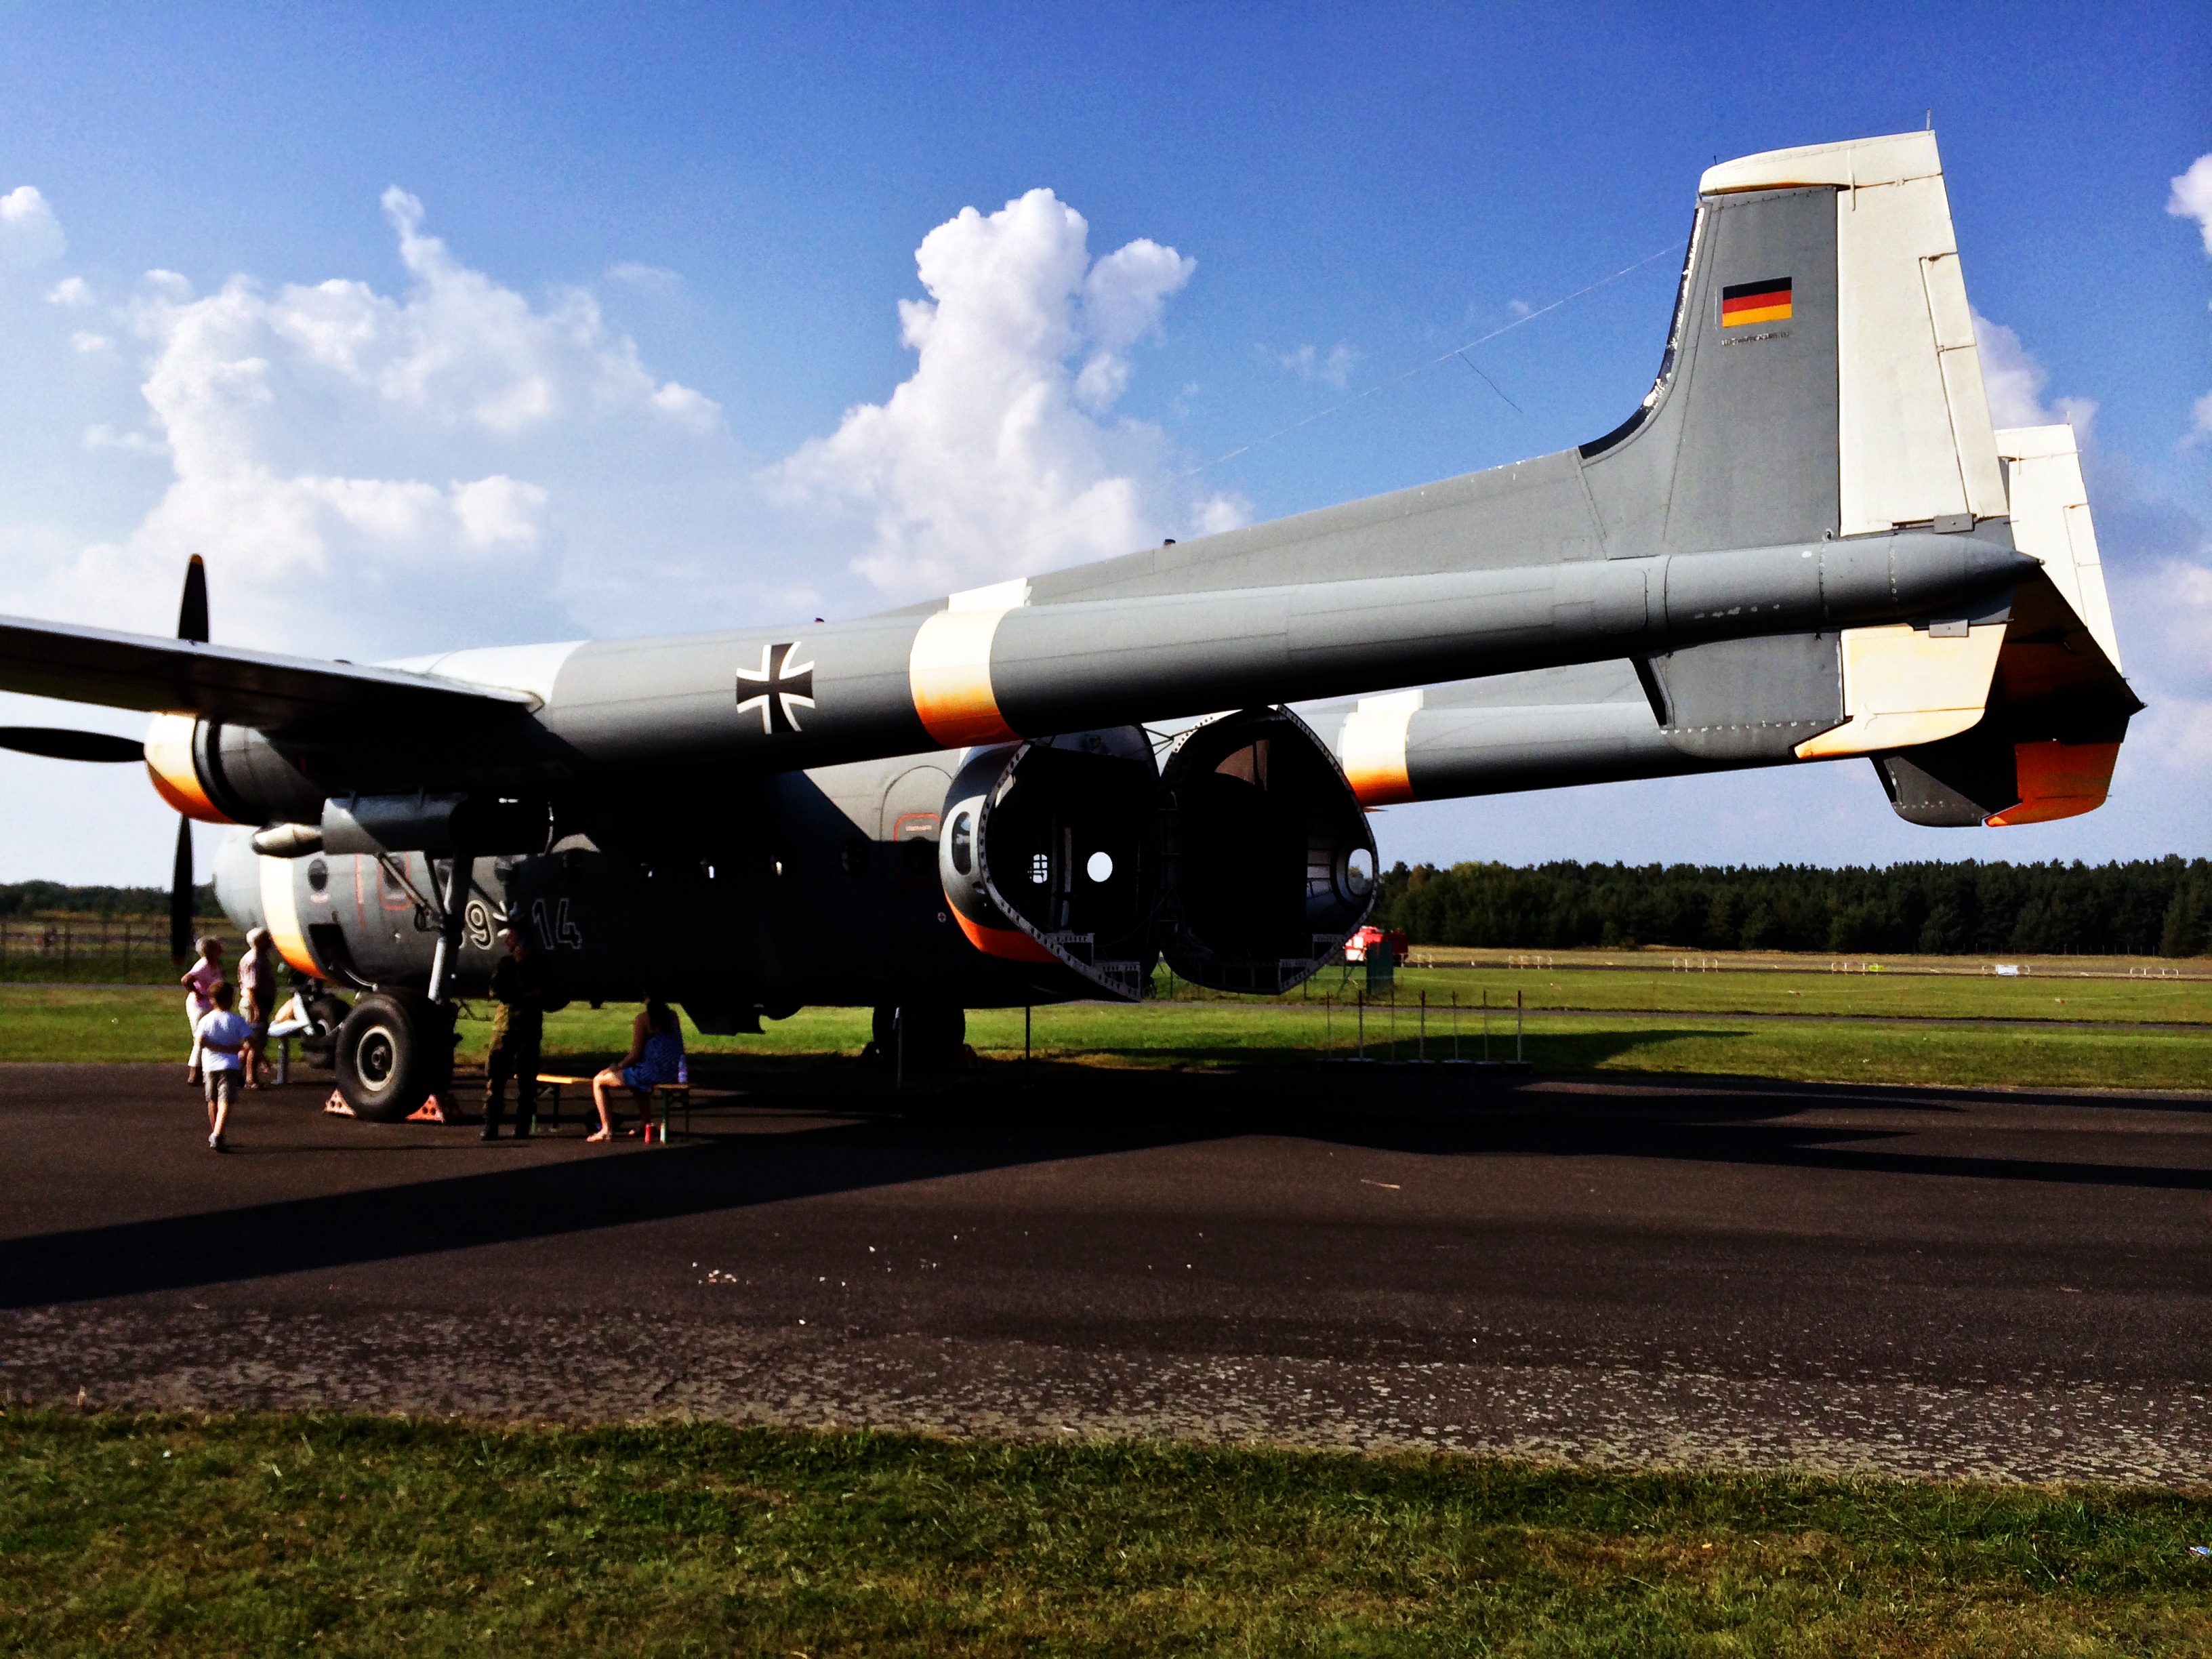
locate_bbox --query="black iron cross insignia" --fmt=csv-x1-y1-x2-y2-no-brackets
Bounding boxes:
735,641,815,734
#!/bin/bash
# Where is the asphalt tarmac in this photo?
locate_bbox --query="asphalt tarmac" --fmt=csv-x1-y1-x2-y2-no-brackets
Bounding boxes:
5,1059,2209,1483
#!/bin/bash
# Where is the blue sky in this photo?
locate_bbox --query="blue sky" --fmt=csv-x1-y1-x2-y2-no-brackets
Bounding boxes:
1,2,2207,883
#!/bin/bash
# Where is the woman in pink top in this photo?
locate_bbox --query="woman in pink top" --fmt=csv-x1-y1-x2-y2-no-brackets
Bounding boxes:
180,936,225,1084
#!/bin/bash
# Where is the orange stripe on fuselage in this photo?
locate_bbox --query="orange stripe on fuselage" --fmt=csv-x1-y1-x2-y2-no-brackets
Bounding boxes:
257,853,322,978
1345,759,1416,807
909,609,1021,748
951,905,1061,964
143,714,237,823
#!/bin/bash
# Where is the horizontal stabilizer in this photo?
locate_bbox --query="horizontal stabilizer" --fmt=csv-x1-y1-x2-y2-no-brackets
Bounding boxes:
0,614,537,733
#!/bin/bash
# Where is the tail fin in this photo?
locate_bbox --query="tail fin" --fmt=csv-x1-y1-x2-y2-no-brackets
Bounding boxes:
1580,129,2007,553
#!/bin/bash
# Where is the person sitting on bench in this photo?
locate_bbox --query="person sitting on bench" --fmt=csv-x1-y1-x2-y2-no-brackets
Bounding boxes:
587,996,684,1142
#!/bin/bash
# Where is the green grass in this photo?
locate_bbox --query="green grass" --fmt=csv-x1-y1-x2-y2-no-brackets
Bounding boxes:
3,1414,2207,1656
4,985,2209,1090
1198,962,2212,1027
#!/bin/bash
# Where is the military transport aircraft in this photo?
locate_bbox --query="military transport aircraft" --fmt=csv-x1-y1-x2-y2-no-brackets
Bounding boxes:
0,131,2137,1120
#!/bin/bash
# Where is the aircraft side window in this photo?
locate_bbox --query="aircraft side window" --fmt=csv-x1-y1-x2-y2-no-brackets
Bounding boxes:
949,812,973,876
1341,846,1375,899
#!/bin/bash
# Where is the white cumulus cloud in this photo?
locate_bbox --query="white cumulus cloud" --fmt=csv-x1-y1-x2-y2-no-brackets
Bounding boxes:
2169,154,2212,255
775,188,1242,598
0,185,66,267
1972,310,2095,436
3,188,733,653
1279,342,1361,390
250,187,718,438
2168,155,2212,443
607,261,682,297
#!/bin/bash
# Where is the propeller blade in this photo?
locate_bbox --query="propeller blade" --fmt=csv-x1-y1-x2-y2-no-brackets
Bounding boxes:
178,553,208,644
0,726,146,762
171,556,208,964
170,816,195,966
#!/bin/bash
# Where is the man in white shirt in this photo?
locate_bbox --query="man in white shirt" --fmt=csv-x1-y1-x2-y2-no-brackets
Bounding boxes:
194,981,251,1153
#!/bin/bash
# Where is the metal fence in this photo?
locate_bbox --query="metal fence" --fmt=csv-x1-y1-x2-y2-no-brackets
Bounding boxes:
0,918,240,979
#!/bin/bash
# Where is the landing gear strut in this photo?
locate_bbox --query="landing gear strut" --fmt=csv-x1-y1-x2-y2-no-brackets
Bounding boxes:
333,851,472,1120
871,1003,967,1076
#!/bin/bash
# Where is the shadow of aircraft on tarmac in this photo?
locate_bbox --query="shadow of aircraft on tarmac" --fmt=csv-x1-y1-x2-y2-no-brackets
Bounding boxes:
4,1052,2209,1309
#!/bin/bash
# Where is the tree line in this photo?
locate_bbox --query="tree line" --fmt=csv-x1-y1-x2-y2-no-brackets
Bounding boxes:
1370,857,2212,958
0,880,222,919
9,860,2211,958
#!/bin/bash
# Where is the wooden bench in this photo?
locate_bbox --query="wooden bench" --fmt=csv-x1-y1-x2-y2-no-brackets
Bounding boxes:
647,1082,689,1143
531,1073,594,1131
532,1073,718,1140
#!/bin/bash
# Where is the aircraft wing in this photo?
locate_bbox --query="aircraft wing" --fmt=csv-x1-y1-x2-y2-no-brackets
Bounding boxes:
0,614,537,732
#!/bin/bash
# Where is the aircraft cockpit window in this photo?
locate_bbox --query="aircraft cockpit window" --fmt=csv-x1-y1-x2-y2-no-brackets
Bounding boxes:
949,811,973,875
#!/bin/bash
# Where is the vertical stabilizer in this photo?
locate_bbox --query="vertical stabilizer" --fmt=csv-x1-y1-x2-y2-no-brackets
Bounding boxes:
1698,131,2007,535
1582,131,2010,558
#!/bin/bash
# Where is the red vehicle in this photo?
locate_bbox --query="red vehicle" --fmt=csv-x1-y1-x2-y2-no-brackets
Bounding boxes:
1343,926,1408,964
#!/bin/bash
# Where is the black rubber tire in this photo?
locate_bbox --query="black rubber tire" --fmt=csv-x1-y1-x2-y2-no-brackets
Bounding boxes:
872,1003,967,1073
335,990,439,1121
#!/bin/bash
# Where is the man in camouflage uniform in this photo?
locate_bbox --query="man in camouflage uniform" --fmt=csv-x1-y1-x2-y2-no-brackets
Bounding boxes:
483,924,546,1139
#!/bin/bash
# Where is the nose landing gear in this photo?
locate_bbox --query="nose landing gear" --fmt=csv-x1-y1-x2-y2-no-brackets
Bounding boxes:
333,989,455,1121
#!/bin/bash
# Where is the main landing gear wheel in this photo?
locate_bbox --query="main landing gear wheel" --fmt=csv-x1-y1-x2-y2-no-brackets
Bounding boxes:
334,989,449,1121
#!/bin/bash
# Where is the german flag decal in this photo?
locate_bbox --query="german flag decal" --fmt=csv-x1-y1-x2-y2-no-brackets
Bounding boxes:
1721,277,1791,327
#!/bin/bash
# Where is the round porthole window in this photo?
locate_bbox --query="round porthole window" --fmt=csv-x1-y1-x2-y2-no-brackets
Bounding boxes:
1085,850,1114,884
1341,846,1374,898
307,857,328,894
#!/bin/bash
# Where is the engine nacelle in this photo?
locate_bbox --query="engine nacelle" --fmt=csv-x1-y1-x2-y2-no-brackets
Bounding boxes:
941,708,1376,999
940,726,1163,1000
1157,706,1378,994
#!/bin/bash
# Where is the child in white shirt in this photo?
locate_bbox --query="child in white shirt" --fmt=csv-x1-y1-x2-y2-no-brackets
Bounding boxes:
194,981,251,1153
